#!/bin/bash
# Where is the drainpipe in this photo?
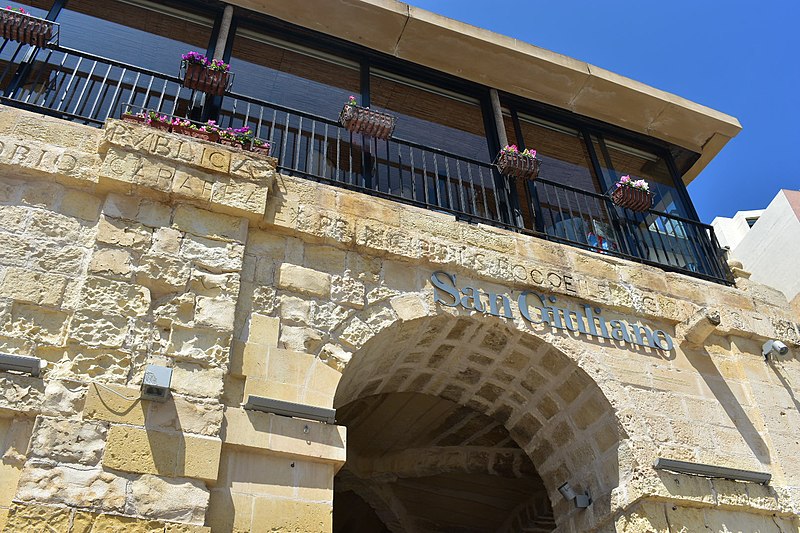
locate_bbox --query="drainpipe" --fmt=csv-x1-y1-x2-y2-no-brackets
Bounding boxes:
213,5,235,60
489,88,508,148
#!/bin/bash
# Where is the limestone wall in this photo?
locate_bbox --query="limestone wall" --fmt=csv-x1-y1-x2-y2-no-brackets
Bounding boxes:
0,106,797,532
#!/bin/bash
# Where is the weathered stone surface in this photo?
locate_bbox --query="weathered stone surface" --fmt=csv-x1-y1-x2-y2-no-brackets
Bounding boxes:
166,325,231,367
89,248,133,276
173,205,248,243
0,374,44,415
330,275,365,309
29,417,107,465
2,503,72,532
129,475,209,525
0,268,67,307
16,465,127,512
194,296,236,330
181,234,244,273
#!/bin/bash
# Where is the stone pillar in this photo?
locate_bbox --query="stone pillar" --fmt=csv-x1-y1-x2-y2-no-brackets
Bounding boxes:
489,88,508,148
213,5,235,60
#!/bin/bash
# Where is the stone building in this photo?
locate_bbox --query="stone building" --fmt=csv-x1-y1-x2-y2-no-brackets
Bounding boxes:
0,1,798,532
712,189,800,310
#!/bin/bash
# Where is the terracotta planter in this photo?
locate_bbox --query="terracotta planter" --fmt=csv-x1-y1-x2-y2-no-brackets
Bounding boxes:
121,114,147,125
149,120,172,133
611,186,652,213
220,138,247,150
181,61,229,96
339,104,395,140
173,125,220,142
0,10,54,47
495,151,540,180
251,143,271,156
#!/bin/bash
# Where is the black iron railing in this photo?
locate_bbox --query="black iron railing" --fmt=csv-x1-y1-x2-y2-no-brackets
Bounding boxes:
0,40,732,285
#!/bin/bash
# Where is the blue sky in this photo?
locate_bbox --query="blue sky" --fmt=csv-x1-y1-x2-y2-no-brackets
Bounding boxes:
406,1,800,223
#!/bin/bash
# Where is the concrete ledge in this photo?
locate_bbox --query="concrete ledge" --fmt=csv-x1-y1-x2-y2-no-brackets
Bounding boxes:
221,407,346,471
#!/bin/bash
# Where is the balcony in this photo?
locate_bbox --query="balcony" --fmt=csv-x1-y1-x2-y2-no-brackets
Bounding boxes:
0,39,733,285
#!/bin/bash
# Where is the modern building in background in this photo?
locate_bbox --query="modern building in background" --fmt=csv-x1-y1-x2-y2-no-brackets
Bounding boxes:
0,1,798,532
712,189,800,310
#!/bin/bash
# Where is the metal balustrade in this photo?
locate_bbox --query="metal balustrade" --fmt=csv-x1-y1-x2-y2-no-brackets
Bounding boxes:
0,40,733,285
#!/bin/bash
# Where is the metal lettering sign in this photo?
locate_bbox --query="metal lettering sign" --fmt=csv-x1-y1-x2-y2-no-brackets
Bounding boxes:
431,271,673,351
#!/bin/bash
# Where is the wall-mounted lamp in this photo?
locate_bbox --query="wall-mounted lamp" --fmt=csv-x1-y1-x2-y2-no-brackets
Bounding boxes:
558,482,591,508
763,340,789,361
0,353,46,377
244,395,336,424
654,458,770,484
140,364,172,402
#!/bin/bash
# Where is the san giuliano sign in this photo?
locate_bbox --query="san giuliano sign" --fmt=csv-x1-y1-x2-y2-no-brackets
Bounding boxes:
431,271,674,351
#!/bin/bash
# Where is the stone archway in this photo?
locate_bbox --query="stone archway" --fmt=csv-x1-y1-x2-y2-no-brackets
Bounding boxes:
333,313,627,532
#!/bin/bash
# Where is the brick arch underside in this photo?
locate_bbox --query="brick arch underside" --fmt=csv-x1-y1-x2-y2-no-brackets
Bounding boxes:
334,313,627,528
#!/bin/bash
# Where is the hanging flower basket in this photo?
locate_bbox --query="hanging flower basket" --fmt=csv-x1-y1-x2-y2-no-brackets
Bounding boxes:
180,52,231,96
494,146,540,180
339,97,395,140
610,175,652,213
0,8,56,47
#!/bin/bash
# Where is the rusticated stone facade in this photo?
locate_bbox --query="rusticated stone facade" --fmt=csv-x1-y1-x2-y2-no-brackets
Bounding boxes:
0,106,798,532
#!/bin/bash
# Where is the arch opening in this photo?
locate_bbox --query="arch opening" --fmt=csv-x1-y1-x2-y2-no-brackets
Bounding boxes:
333,313,626,531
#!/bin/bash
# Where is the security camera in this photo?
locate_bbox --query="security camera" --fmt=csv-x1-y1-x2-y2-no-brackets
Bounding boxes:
763,340,789,360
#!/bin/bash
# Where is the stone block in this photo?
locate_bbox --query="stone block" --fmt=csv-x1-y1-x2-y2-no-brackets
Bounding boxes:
167,325,231,367
15,464,127,512
78,512,165,533
277,263,331,298
103,425,179,477
239,342,268,379
145,396,224,437
330,275,365,309
8,302,69,345
221,408,346,470
2,503,72,533
136,253,192,294
206,489,253,533
250,498,331,533
179,435,223,481
79,275,151,316
41,380,86,417
0,374,44,415
164,523,212,533
96,215,152,250
89,248,133,277
0,267,67,306
130,475,209,525
29,416,107,465
181,234,244,274
173,205,248,243
170,363,224,399
194,296,236,330
59,188,102,221
247,314,280,346
390,293,428,321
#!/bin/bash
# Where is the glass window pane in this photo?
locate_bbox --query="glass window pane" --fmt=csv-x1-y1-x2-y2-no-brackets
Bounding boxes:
592,135,690,216
518,115,599,192
56,0,213,73
229,29,360,120
370,71,489,161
